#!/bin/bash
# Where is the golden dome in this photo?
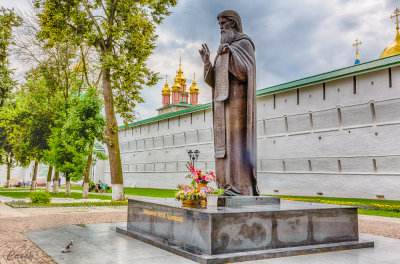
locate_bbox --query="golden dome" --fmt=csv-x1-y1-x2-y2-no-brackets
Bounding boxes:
380,30,400,58
179,73,186,84
177,58,186,84
380,8,400,58
190,73,199,93
174,73,181,84
161,77,171,95
171,73,181,91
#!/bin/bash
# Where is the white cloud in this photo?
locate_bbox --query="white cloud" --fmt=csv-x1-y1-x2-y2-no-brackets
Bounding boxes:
3,0,400,123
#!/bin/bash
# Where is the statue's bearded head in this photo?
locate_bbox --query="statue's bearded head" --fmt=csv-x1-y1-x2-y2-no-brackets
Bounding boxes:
217,10,243,44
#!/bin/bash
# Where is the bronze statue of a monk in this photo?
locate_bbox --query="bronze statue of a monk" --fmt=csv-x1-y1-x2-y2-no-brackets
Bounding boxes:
199,10,259,196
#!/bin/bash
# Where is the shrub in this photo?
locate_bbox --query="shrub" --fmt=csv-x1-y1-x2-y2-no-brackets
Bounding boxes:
29,191,51,204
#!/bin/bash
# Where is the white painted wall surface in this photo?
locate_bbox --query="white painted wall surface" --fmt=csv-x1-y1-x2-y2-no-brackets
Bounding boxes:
109,65,400,200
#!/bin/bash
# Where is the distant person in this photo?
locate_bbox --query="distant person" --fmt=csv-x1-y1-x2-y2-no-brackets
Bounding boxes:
99,180,105,193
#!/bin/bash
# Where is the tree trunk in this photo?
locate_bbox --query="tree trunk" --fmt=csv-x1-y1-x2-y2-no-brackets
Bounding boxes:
82,147,93,199
6,162,11,188
102,67,124,201
53,170,59,194
31,161,38,191
46,166,53,192
65,176,71,196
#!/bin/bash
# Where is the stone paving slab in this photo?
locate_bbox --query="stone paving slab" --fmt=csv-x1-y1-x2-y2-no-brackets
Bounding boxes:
25,222,400,264
1,195,400,264
0,210,127,264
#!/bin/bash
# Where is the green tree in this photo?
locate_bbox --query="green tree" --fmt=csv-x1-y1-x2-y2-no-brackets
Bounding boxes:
34,0,178,200
0,81,57,191
0,8,21,186
0,8,21,107
0,97,30,188
47,112,85,196
63,87,106,198
0,102,17,188
20,75,61,190
15,14,89,191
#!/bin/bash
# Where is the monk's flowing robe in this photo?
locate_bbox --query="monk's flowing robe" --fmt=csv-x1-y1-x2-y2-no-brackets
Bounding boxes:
204,33,259,196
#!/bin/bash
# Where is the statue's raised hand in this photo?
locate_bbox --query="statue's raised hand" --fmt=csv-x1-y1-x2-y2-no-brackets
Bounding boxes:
199,43,211,65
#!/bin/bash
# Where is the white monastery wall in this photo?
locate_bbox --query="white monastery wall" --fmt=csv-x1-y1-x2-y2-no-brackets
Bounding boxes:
105,65,400,199
0,162,49,185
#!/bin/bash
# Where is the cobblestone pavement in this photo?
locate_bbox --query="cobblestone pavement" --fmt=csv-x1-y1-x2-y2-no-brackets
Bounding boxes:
0,203,126,264
1,202,400,264
359,214,400,239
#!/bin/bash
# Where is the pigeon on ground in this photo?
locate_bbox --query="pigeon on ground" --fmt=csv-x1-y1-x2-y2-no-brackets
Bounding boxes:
62,240,73,253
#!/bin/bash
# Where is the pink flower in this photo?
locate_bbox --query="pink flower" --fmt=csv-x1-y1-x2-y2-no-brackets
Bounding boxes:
205,176,210,182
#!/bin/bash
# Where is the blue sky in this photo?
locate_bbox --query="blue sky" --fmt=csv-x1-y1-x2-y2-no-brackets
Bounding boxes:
2,0,400,122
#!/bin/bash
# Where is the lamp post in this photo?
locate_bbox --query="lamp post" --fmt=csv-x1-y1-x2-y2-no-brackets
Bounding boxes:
187,149,200,168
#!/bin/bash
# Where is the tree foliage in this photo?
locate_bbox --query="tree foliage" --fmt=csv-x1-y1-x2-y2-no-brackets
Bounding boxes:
47,86,106,182
34,0,178,200
34,0,177,121
0,7,21,106
0,8,21,183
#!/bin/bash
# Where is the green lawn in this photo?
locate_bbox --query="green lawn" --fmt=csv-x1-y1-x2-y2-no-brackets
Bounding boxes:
273,195,400,218
275,195,400,206
3,188,400,217
124,187,176,198
59,186,83,190
0,187,177,198
0,191,112,200
0,187,31,191
59,186,112,193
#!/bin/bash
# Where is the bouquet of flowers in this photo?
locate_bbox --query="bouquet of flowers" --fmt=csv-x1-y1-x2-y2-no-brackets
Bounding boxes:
198,186,213,200
175,184,199,201
185,162,216,185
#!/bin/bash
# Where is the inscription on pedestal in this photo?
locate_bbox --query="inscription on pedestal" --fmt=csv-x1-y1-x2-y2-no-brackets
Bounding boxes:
143,209,183,222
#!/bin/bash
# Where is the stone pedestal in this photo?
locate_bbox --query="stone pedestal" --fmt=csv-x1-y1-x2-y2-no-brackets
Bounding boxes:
116,197,373,263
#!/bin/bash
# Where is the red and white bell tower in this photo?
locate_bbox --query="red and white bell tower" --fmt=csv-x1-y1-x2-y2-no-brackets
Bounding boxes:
190,73,199,105
161,76,171,106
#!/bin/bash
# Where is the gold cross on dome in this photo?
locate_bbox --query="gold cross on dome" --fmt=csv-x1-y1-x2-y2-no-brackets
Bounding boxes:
391,7,400,29
353,38,362,57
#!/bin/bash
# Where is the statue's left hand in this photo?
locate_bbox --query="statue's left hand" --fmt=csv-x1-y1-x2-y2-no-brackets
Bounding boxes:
218,44,230,55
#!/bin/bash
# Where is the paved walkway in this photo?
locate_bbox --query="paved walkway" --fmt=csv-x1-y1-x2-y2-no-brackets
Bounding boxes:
1,196,400,263
0,203,126,263
25,223,400,264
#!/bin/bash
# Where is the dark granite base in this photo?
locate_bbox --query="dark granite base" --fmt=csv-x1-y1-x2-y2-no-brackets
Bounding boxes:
117,198,374,263
116,226,374,264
